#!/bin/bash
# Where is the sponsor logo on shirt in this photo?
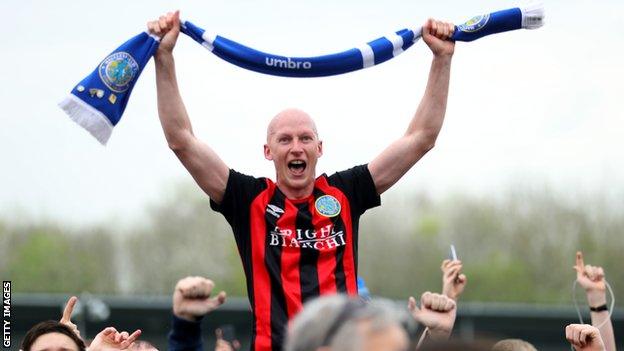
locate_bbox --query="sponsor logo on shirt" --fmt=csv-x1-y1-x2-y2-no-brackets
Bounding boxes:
269,224,346,250
266,204,284,219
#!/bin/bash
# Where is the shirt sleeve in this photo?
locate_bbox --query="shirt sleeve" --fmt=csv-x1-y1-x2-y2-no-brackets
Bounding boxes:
327,164,381,216
167,315,203,351
210,169,267,225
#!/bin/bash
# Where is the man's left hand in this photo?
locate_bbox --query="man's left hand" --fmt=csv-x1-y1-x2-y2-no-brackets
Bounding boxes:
422,19,455,57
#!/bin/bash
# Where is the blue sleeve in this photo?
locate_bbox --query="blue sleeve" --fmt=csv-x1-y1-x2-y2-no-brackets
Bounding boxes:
168,315,204,351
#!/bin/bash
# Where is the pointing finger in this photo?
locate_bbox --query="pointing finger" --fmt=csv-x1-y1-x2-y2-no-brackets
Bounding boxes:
61,296,78,323
575,251,585,271
214,291,227,305
121,330,142,348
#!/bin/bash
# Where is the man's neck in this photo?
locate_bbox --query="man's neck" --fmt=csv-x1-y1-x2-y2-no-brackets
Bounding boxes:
276,181,315,200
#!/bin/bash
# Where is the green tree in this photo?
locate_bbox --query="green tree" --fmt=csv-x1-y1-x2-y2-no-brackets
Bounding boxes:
1,223,117,293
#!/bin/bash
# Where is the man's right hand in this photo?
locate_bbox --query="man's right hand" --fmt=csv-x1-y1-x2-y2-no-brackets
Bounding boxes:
147,10,180,56
173,276,227,322
565,324,606,351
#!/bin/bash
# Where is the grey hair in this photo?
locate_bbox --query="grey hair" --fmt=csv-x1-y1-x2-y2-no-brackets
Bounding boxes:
492,339,538,351
128,340,159,351
284,295,411,351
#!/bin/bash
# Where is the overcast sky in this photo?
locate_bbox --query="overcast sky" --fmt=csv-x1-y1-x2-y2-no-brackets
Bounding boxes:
1,0,622,226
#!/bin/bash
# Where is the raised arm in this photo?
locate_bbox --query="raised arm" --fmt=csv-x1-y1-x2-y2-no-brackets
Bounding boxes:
149,11,229,204
574,252,617,351
441,259,467,301
408,291,457,349
368,19,454,195
168,276,227,351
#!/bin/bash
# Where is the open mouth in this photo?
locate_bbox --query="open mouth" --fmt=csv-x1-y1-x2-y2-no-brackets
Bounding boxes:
288,160,307,175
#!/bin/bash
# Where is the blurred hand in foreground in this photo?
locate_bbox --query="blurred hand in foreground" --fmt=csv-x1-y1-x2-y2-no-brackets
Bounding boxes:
173,276,227,322
565,324,605,351
441,259,467,301
408,292,456,340
89,327,142,351
60,296,82,340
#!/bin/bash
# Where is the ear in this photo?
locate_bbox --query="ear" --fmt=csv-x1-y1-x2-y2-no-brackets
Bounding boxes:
264,144,273,161
317,140,323,158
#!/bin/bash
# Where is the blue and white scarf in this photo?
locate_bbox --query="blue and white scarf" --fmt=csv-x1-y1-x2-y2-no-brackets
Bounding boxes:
59,4,543,145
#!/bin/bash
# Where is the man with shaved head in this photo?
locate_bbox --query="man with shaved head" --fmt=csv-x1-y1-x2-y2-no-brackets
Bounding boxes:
149,11,455,351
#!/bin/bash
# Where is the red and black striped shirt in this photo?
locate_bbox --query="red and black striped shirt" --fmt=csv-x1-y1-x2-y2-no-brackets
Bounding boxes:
211,164,380,351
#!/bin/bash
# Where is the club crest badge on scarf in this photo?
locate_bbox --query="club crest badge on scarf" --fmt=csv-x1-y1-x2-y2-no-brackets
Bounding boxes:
59,32,159,145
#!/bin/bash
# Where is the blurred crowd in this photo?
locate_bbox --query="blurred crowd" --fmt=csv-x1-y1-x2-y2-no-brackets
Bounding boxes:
20,251,616,351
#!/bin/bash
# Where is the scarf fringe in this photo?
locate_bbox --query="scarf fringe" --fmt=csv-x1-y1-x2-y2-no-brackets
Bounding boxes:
58,94,113,145
521,2,545,29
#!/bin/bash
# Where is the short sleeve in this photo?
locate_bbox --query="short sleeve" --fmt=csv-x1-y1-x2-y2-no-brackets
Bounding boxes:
326,164,380,216
210,169,267,225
